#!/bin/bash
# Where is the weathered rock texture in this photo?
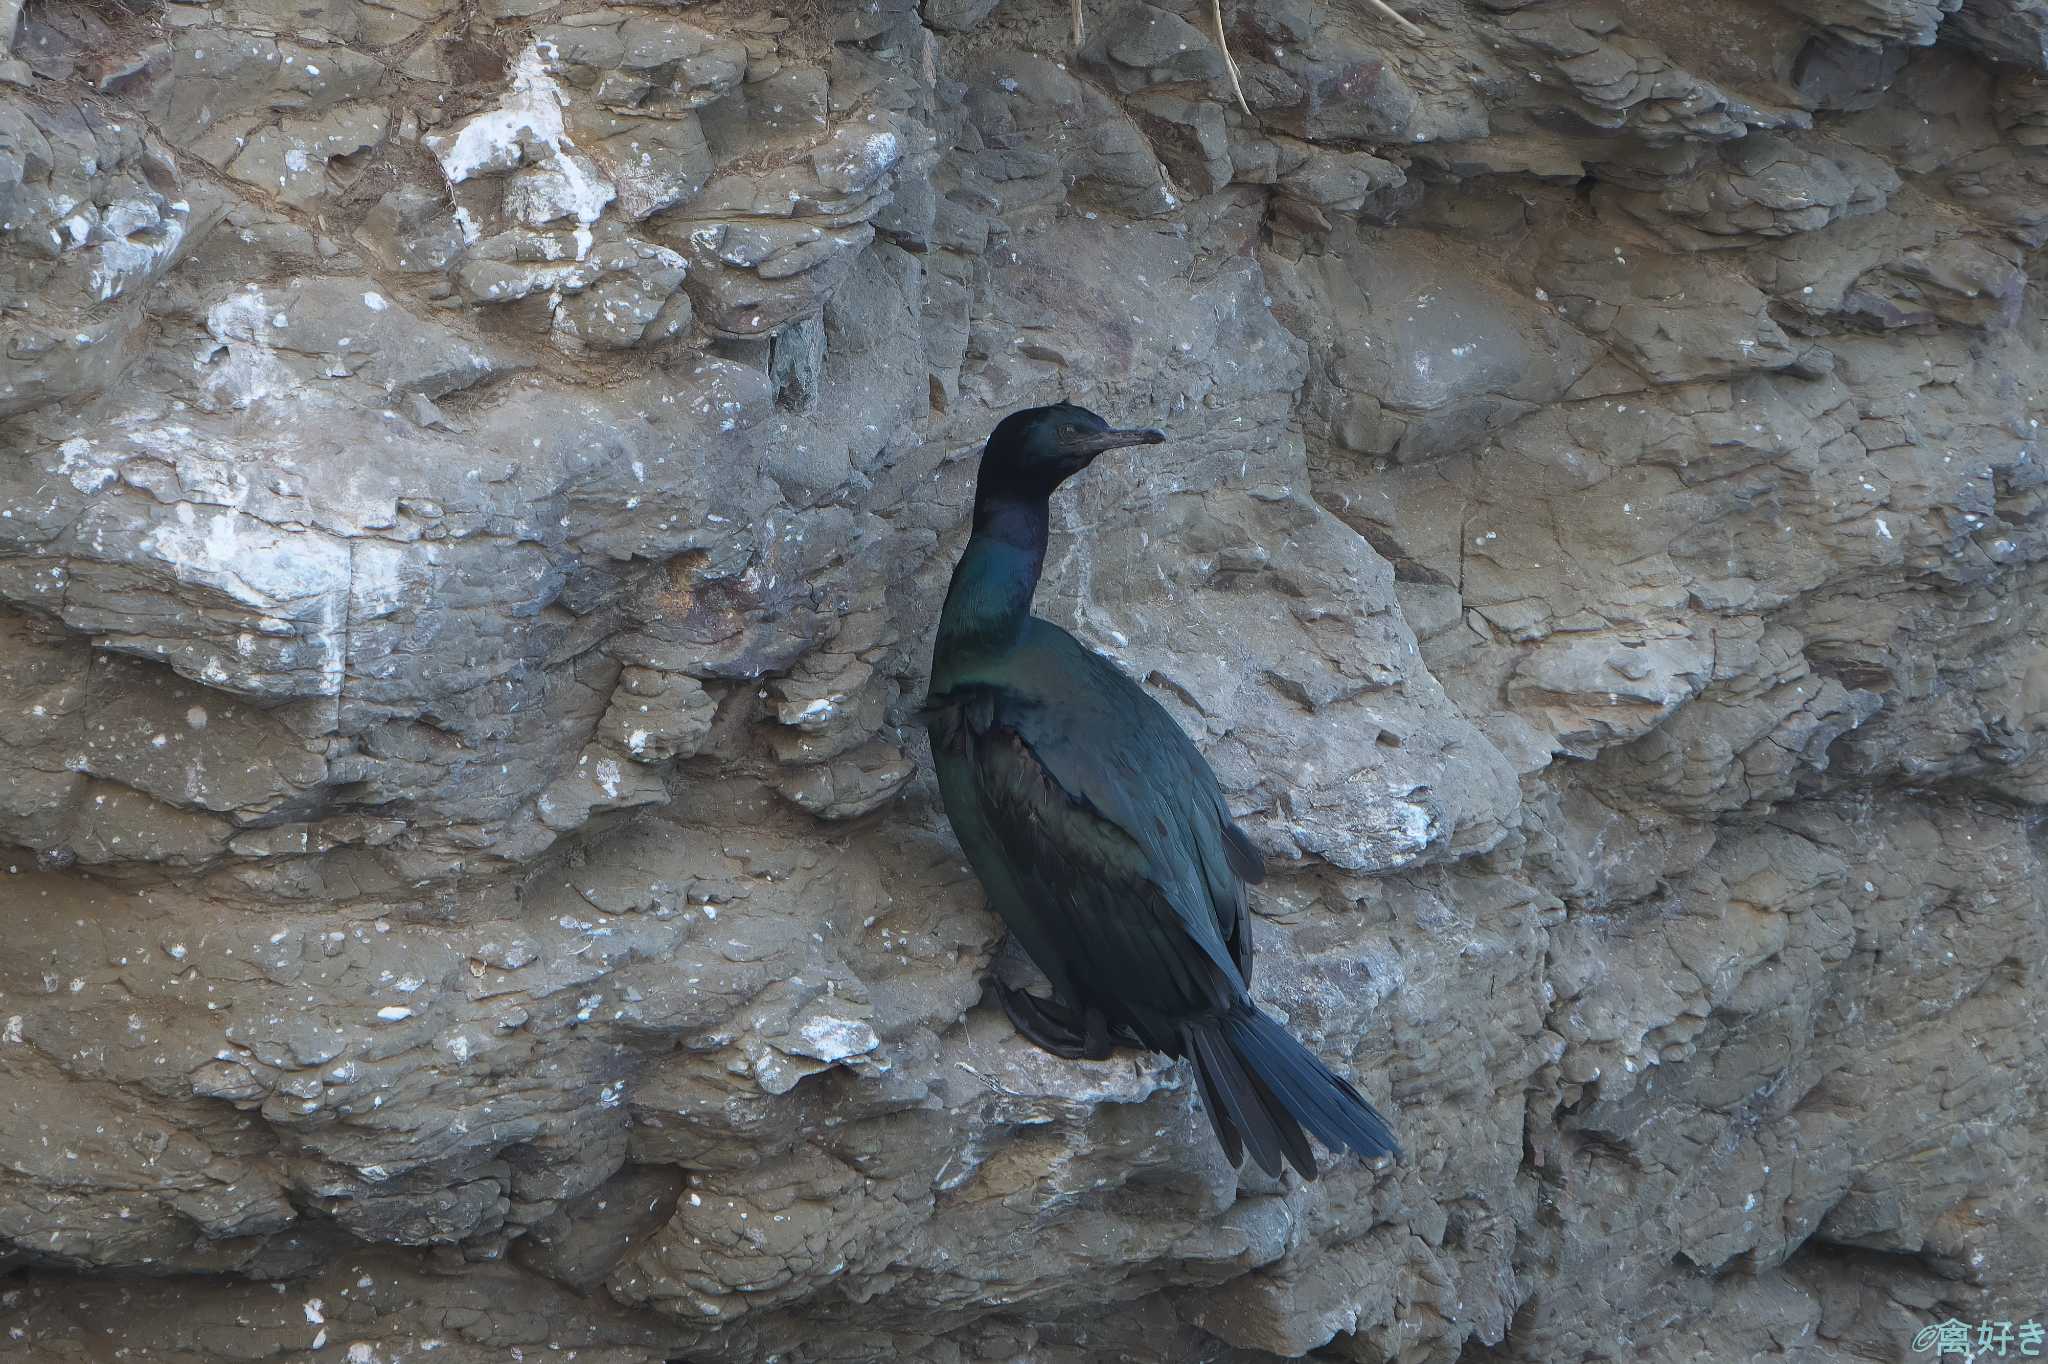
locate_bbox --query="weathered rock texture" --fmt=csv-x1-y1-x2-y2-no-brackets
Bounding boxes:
0,0,2043,1358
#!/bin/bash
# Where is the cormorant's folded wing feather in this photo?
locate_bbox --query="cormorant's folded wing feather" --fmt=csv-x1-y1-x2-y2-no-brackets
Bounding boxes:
929,622,1266,998
1221,820,1265,885
960,694,1250,1020
1001,638,1262,976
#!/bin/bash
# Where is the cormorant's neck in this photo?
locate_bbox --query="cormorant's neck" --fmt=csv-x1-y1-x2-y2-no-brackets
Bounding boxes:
933,492,1050,680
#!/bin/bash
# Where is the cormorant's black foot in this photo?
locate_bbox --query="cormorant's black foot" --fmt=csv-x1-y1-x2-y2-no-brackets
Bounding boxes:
992,979,1115,1061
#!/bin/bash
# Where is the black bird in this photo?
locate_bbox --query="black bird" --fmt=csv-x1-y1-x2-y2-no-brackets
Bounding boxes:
925,402,1401,1179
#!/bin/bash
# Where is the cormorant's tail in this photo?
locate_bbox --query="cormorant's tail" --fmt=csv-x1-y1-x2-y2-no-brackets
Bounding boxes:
1183,1003,1401,1180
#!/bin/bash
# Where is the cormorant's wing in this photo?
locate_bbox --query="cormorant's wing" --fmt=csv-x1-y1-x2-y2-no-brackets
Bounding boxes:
1017,628,1263,958
974,717,1241,1022
932,623,1267,1024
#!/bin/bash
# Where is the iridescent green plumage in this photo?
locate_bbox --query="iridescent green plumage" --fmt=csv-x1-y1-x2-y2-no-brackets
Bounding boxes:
926,403,1400,1179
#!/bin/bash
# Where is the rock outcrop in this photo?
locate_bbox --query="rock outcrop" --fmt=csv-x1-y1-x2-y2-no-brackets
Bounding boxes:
0,0,2043,1360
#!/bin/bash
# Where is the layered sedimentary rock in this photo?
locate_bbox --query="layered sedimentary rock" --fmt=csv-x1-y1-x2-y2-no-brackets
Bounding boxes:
0,0,2042,1360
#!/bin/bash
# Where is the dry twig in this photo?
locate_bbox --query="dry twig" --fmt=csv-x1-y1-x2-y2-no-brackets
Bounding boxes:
1366,0,1425,38
1212,0,1251,116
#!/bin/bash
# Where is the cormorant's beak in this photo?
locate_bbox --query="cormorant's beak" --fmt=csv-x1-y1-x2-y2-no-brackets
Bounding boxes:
1061,426,1168,460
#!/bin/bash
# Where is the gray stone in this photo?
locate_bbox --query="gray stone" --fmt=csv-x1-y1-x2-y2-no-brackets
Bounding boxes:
603,666,717,761
1597,133,1900,248
1085,3,1227,91
0,0,26,85
222,103,388,206
356,186,467,273
1768,0,1958,47
552,240,693,349
921,0,999,31
536,13,747,110
1951,0,2048,69
1127,89,1233,196
1540,239,1799,384
775,738,917,819
1267,224,1599,462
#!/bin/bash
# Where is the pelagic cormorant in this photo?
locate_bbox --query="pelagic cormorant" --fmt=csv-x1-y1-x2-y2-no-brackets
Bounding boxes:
925,402,1401,1179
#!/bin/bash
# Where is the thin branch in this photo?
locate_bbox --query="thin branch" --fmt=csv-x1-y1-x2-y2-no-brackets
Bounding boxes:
1072,0,1085,49
1365,0,1426,39
1213,0,1251,116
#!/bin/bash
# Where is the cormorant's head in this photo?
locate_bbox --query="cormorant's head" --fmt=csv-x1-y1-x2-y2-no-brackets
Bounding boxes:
976,402,1166,501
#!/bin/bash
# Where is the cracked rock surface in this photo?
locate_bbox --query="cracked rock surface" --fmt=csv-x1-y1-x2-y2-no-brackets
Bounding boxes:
0,0,2044,1360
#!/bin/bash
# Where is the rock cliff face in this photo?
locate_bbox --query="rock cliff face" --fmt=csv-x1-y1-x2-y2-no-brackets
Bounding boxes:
1,0,2044,1358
